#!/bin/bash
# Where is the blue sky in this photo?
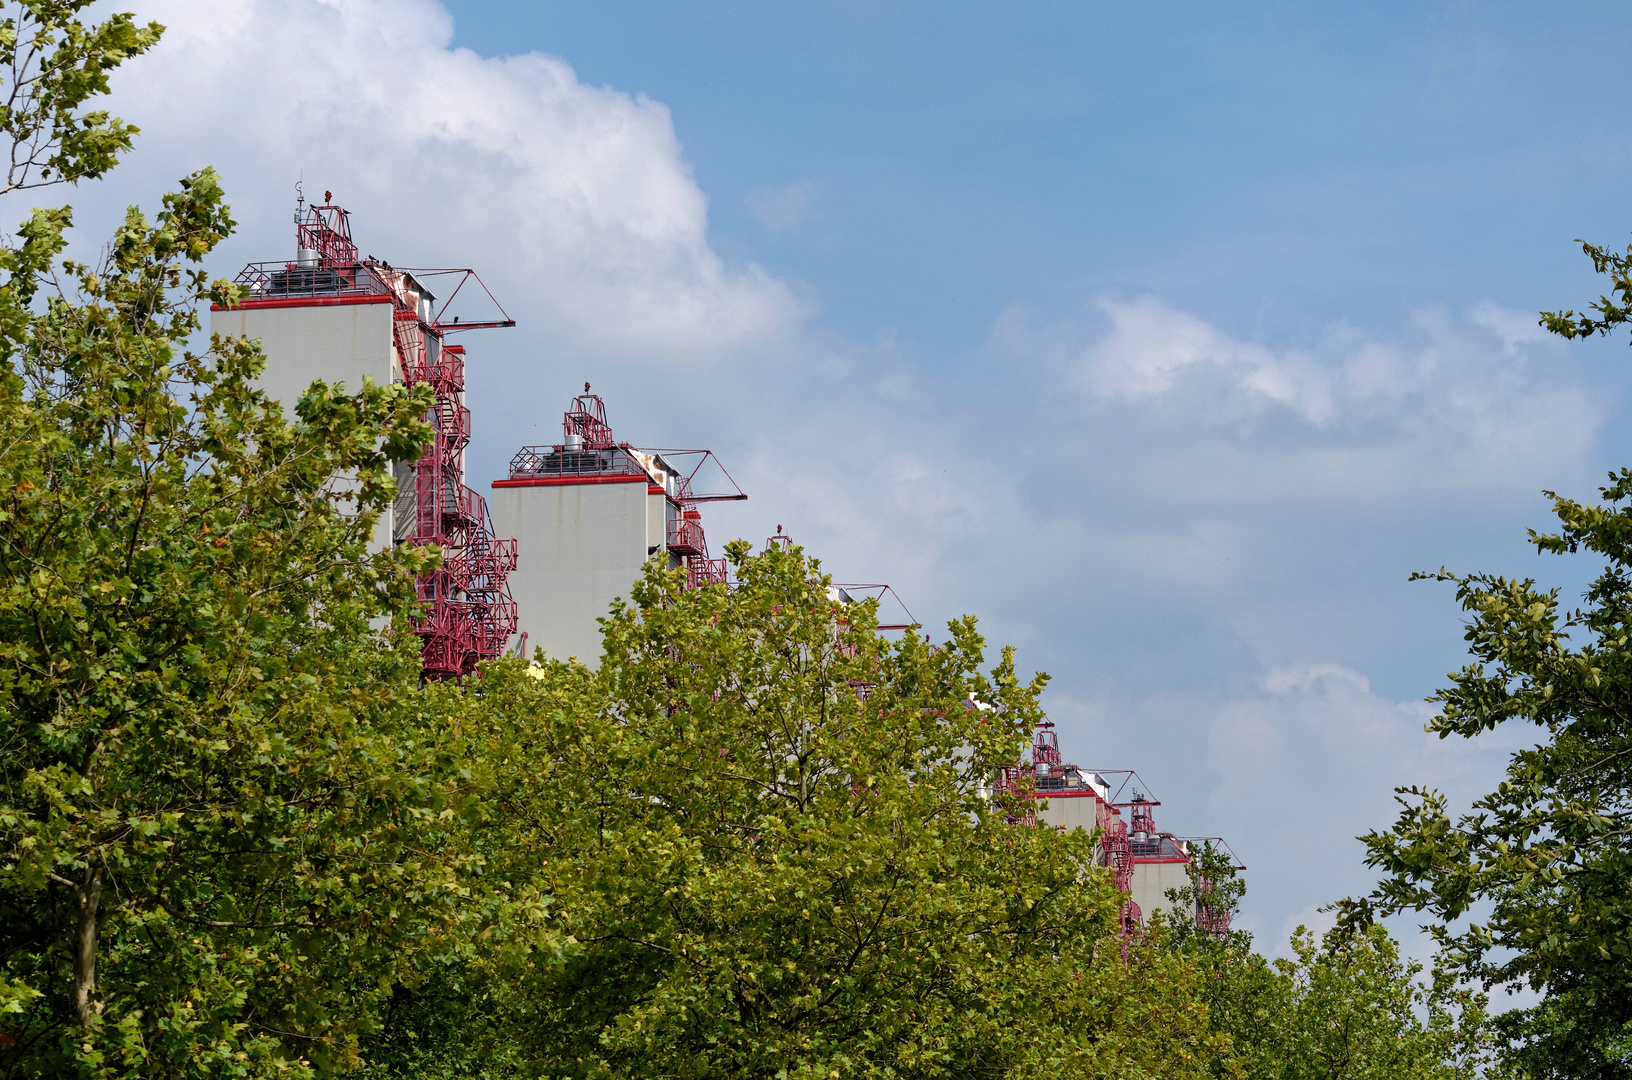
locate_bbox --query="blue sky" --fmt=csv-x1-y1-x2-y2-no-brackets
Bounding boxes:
70,0,1632,952
441,1,1632,355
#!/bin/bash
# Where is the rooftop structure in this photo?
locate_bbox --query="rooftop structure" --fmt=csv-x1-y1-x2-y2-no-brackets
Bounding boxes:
1118,790,1192,931
211,189,517,680
493,389,744,664
1000,721,1239,936
822,581,919,633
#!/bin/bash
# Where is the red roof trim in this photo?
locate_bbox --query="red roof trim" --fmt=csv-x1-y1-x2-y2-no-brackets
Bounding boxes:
210,294,395,312
647,485,665,495
492,474,652,489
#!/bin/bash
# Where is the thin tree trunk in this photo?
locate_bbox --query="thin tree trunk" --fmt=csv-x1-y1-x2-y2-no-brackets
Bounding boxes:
73,865,102,1027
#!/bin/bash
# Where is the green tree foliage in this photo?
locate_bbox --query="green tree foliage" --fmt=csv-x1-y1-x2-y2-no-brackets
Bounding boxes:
1343,475,1632,1076
0,1,161,195
1228,925,1491,1080
1337,244,1632,1075
414,544,1228,1080
1161,840,1247,954
1540,238,1632,344
1162,852,1492,1079
0,7,1515,1075
0,168,503,1077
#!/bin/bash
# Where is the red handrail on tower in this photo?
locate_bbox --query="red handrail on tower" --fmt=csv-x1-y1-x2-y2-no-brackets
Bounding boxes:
564,386,616,449
294,192,358,265
1129,794,1157,839
1033,722,1063,769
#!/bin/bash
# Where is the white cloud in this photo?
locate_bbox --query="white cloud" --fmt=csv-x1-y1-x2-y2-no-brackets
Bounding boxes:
748,179,821,232
1033,662,1528,958
985,298,1604,950
1209,663,1439,791
1073,295,1591,443
102,0,804,361
992,296,1605,512
714,439,994,605
1082,296,1335,421
1201,662,1522,954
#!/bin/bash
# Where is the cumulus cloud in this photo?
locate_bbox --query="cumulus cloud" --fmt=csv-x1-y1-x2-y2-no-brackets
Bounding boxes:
970,296,1606,946
704,294,1606,664
712,434,997,606
1075,296,1591,446
1210,663,1440,794
990,296,1605,512
1208,663,1526,953
1082,296,1336,420
1043,661,1527,957
101,0,804,360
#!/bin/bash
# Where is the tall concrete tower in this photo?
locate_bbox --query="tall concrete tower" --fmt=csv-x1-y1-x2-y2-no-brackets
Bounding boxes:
492,389,744,665
1001,721,1242,936
210,191,518,679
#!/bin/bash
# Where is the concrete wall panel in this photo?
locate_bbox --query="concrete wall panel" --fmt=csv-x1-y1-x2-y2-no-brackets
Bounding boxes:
493,478,654,665
646,489,667,552
211,300,397,408
1130,861,1191,921
210,299,398,549
1036,795,1101,833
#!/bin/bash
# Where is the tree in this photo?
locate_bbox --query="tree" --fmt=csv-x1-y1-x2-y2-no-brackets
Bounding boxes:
1161,840,1247,953
0,1,161,196
1341,471,1632,1077
1234,925,1491,1080
0,8,526,1074
1158,850,1490,1078
431,543,1228,1080
1334,240,1632,1076
0,168,507,1078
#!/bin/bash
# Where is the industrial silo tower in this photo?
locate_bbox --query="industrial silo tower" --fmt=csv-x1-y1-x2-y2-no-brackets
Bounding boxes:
493,388,744,664
998,721,1242,935
210,190,518,680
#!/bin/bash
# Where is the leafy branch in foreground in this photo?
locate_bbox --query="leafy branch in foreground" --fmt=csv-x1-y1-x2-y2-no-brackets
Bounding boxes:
0,1,161,196
1338,234,1632,1073
1542,239,1632,343
1157,846,1492,1078
1337,480,1632,1072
